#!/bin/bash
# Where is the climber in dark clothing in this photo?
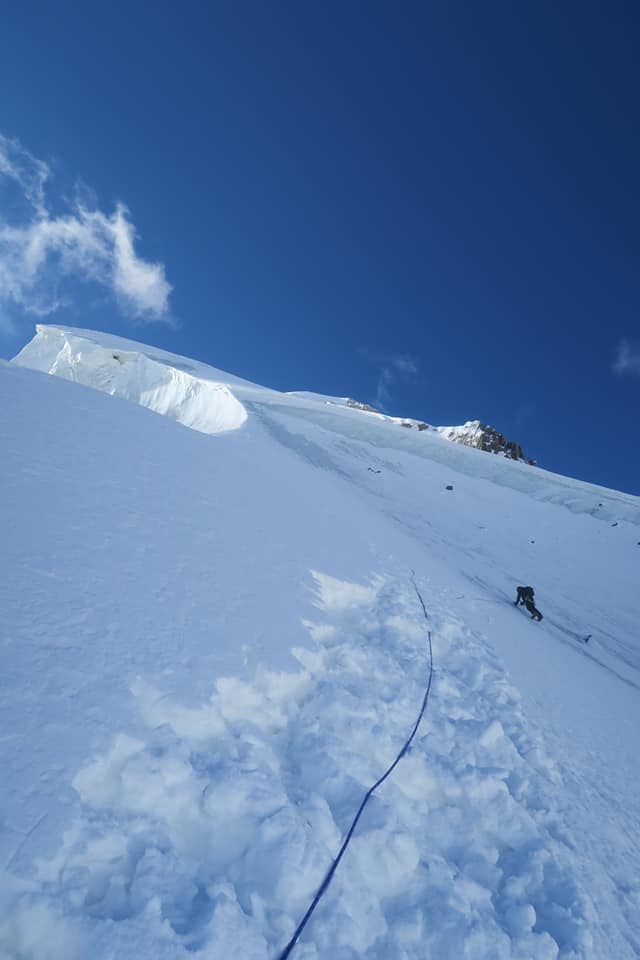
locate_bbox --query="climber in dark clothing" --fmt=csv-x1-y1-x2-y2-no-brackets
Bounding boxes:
515,586,534,606
515,585,543,621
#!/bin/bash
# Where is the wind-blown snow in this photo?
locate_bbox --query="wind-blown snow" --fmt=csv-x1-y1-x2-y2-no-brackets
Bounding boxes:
2,326,639,959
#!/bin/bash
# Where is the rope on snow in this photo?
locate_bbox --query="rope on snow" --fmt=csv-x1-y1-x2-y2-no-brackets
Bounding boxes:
275,575,434,959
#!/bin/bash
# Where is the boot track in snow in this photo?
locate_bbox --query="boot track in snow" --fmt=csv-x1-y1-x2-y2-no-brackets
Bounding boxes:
1,572,596,959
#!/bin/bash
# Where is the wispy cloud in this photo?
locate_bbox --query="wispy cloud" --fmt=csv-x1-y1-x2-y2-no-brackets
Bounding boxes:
359,349,419,412
388,355,418,377
0,133,172,326
0,134,49,217
613,339,640,377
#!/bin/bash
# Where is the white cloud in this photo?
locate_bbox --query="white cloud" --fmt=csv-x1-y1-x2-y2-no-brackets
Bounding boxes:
375,366,394,411
613,339,640,377
0,133,49,217
390,355,418,376
366,352,419,412
0,134,172,324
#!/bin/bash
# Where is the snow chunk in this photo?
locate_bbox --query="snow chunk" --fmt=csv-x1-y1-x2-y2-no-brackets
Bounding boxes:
0,872,85,960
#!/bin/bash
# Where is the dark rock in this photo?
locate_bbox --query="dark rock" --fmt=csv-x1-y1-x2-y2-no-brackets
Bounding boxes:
346,398,381,414
439,420,531,464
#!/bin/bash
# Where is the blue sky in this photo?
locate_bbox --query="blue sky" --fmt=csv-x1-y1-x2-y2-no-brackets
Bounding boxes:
1,1,638,494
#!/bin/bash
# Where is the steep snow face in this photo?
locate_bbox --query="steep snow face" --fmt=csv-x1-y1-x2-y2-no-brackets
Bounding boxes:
2,337,640,959
13,325,248,435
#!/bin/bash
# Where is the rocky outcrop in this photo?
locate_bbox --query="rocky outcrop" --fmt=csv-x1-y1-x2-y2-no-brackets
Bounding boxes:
343,400,534,465
436,421,534,463
346,398,382,414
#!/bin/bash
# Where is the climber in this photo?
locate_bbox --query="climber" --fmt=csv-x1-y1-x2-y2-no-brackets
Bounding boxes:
515,585,543,621
515,585,534,606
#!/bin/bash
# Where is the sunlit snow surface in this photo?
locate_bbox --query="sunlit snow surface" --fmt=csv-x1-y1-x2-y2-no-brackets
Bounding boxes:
2,325,639,959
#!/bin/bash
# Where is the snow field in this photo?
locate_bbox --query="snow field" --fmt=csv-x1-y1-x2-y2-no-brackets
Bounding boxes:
2,574,594,959
4,327,640,958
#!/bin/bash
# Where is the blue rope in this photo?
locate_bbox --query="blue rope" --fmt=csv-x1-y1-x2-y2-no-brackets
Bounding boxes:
275,578,434,959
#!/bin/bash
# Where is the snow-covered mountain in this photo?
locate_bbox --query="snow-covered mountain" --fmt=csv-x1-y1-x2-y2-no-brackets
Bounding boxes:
2,324,639,960
15,325,531,462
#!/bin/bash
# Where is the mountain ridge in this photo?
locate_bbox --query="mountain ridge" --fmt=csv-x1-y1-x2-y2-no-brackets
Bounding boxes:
15,324,531,463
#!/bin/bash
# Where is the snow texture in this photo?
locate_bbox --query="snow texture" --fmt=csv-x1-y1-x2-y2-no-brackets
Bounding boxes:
2,325,640,959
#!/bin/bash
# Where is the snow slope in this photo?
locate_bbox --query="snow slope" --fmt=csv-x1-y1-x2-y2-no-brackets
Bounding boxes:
2,326,639,959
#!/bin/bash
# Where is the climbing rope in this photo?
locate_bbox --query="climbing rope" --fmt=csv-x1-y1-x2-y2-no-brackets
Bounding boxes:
275,576,434,959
